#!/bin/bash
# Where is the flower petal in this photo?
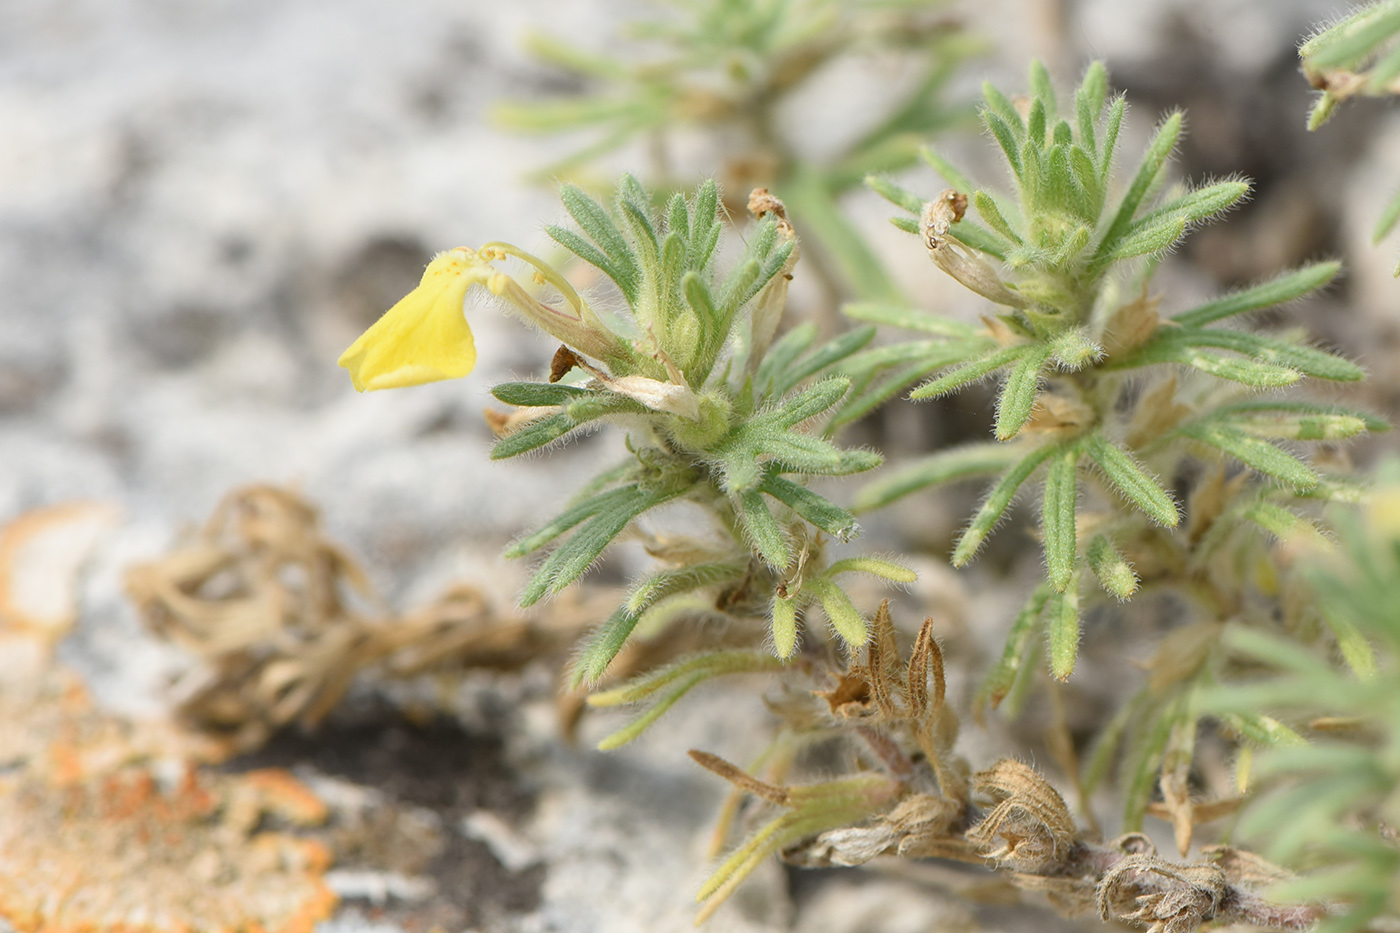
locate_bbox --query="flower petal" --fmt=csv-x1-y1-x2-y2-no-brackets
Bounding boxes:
338,249,484,392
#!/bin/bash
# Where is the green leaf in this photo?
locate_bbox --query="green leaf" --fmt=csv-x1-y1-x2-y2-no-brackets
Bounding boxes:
952,443,1060,566
854,442,1019,513
546,225,639,306
1087,534,1138,599
1102,213,1185,261
984,111,1024,180
919,146,978,194
1068,146,1103,218
773,330,875,397
1076,62,1107,153
739,488,790,567
491,382,594,407
759,474,859,541
589,650,784,748
1319,603,1378,678
1244,501,1330,548
1131,180,1249,236
490,412,574,460
755,322,816,396
1123,695,1183,830
595,672,705,749
865,174,925,214
910,344,1026,400
1176,350,1301,387
1179,423,1319,489
1026,96,1047,149
521,482,685,606
1212,402,1375,441
559,184,640,298
1042,447,1079,592
842,302,981,338
1050,327,1102,369
948,220,1012,260
1029,61,1057,122
1092,112,1182,269
807,577,868,647
625,561,748,615
823,556,917,584
973,190,1023,245
506,484,638,559
666,191,690,243
1047,576,1081,681
570,606,642,686
1215,711,1305,748
1302,3,1400,69
771,594,799,658
689,180,722,268
979,584,1051,709
1098,97,1125,178
996,345,1052,440
1173,262,1341,327
1084,434,1179,526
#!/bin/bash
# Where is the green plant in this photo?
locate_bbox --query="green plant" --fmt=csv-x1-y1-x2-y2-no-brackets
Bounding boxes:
1301,0,1400,273
337,60,1391,931
1203,464,1400,933
496,0,979,301
848,61,1384,832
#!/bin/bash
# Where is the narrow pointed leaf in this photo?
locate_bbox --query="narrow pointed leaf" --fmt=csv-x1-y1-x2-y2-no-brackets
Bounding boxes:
521,483,685,606
772,595,799,658
1085,434,1179,525
506,484,636,558
491,382,594,407
1093,112,1182,267
1047,576,1081,681
953,443,1060,565
571,606,641,686
560,184,639,286
546,225,638,305
984,112,1024,179
842,302,981,337
823,556,917,583
759,474,859,541
973,190,1023,245
919,146,978,194
996,345,1052,440
773,331,874,397
739,489,790,567
865,174,925,214
490,412,574,460
1087,533,1138,599
980,584,1051,709
1042,447,1079,592
1173,262,1341,326
911,345,1026,400
809,577,868,646
1180,423,1319,489
854,442,1019,512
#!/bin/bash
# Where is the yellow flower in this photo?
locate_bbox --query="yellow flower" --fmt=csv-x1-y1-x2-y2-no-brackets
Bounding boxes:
338,248,489,392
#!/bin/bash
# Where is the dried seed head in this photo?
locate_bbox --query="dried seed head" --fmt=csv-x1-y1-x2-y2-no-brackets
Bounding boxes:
920,189,968,249
968,759,1077,872
1096,855,1228,933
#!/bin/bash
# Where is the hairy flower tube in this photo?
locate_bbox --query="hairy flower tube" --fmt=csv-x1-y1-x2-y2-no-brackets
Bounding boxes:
338,248,487,392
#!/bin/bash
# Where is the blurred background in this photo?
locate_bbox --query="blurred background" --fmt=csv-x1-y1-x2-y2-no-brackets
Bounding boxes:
1,1,1397,930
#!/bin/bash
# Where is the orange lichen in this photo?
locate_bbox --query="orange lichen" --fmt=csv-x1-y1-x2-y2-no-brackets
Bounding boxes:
0,766,335,933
